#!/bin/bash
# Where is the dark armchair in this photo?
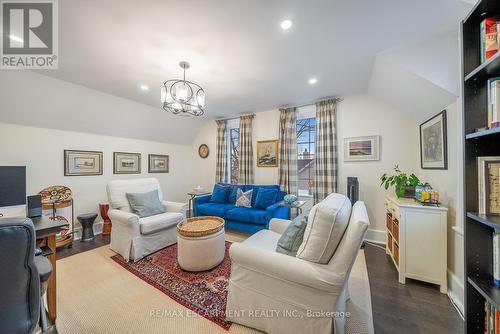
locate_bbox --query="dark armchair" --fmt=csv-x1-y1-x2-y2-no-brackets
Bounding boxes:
0,217,53,333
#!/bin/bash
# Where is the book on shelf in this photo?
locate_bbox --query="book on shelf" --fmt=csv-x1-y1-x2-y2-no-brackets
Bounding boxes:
484,301,500,334
481,16,500,63
488,77,500,128
494,231,500,286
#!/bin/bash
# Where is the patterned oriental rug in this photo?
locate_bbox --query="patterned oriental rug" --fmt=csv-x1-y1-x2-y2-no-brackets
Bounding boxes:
111,242,232,330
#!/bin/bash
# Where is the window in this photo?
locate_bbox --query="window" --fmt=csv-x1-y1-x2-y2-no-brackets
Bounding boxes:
296,116,316,196
226,118,240,184
229,127,239,184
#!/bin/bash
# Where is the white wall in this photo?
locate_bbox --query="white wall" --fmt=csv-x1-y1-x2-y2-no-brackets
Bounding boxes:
337,95,420,242
0,71,205,145
0,122,194,229
418,100,464,315
191,94,420,240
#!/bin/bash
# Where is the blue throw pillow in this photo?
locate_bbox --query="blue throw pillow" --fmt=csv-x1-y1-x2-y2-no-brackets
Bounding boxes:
276,214,308,256
254,187,279,210
228,185,244,204
210,184,230,203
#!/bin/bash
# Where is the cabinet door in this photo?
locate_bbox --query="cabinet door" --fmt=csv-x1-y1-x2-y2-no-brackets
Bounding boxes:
403,209,444,283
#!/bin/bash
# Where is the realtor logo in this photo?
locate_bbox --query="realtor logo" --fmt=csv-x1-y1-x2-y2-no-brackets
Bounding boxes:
1,0,58,69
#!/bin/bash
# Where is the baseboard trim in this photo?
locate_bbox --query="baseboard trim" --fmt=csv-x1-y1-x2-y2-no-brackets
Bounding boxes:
73,221,104,241
365,228,386,245
447,268,464,318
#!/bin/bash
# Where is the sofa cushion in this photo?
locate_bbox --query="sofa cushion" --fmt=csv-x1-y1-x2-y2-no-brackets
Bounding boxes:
226,207,267,225
107,178,163,210
254,187,278,210
210,184,230,203
296,193,352,264
276,214,308,256
235,189,253,208
196,203,235,218
242,229,281,252
139,212,183,235
228,185,244,204
245,185,280,206
126,190,166,218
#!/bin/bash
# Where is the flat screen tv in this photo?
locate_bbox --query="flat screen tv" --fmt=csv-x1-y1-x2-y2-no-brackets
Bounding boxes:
0,166,26,207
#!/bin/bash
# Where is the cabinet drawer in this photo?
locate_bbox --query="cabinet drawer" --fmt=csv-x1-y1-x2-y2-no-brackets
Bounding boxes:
392,219,399,243
389,202,401,220
387,233,393,253
393,242,399,266
386,213,393,233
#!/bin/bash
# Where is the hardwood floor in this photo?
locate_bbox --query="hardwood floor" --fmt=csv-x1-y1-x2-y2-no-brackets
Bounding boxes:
364,243,464,334
56,234,110,260
57,236,464,333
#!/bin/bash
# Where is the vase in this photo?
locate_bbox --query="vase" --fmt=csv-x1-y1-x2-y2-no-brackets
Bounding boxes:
403,186,415,199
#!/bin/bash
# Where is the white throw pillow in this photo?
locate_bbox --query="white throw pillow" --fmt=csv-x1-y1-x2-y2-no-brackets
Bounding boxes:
296,193,352,264
235,189,253,208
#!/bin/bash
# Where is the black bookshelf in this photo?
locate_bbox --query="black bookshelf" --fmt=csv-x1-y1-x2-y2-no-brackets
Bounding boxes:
463,1,500,332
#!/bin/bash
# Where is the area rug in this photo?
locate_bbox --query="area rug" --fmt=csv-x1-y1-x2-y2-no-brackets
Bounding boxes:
55,235,373,334
111,242,232,330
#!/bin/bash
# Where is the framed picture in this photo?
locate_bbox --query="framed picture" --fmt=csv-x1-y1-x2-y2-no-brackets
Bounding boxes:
113,152,141,174
344,136,380,161
478,156,500,215
257,140,278,167
148,154,169,173
64,150,103,176
420,110,447,169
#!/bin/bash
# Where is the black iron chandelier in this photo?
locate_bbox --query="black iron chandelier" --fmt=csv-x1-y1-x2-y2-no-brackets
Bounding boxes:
161,61,205,116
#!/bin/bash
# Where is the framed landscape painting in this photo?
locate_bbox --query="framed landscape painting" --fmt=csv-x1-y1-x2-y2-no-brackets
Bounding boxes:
148,154,169,173
344,136,380,161
420,110,447,169
114,152,141,174
257,140,278,167
64,150,103,176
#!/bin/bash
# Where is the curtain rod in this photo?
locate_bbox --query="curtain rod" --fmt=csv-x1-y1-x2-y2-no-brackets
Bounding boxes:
279,96,343,110
214,97,343,121
215,112,256,122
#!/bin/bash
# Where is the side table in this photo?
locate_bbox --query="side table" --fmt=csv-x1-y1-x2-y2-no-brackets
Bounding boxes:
99,203,112,236
187,190,211,218
280,200,306,218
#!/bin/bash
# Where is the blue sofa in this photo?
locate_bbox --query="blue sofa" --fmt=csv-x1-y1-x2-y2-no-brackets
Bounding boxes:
193,183,290,234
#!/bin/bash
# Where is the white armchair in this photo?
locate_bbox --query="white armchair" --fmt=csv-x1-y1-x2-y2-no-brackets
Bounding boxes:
106,178,188,262
226,201,370,334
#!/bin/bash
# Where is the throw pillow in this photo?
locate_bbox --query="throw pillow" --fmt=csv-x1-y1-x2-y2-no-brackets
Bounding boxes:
235,188,253,208
276,214,308,256
210,184,230,203
254,187,279,210
125,190,166,218
228,185,244,204
296,193,352,264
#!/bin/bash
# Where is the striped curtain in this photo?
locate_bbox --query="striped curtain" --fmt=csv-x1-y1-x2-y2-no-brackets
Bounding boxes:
278,107,298,195
238,115,254,184
314,99,338,203
215,120,227,183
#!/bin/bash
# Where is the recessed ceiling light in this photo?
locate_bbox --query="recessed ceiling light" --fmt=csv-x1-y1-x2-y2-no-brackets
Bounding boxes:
280,19,293,30
308,78,318,85
140,84,149,91
9,35,23,43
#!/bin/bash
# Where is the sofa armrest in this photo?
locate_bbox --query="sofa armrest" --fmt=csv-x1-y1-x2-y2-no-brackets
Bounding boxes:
269,218,291,234
265,200,290,226
193,194,211,205
229,242,344,293
162,201,188,217
108,209,139,224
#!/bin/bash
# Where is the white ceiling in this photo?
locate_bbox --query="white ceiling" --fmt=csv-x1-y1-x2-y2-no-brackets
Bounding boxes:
36,0,472,119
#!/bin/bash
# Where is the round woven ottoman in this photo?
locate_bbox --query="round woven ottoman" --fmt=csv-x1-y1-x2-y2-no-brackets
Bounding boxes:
177,216,225,272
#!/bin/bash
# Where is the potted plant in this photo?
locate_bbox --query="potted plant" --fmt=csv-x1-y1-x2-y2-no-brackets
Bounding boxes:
380,165,420,198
